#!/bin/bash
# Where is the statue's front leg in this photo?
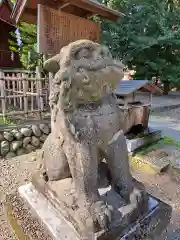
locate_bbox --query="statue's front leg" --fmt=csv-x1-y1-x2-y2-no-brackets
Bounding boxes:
107,130,144,205
63,139,112,230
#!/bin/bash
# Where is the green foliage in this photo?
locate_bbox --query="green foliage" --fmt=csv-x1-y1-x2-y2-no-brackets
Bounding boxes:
135,136,180,156
9,0,180,88
100,0,180,88
9,22,41,70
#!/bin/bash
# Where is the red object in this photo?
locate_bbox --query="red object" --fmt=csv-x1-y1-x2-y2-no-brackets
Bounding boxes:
0,0,21,69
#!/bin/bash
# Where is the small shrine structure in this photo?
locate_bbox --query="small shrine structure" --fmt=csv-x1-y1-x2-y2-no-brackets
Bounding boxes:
114,80,163,152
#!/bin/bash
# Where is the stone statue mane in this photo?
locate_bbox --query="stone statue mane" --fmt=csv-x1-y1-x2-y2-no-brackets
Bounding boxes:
44,39,124,130
42,40,146,237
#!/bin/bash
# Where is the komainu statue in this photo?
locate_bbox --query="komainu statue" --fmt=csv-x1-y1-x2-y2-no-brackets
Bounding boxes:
40,40,147,239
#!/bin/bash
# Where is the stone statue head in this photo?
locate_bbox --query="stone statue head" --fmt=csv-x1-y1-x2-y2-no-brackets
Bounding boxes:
44,40,124,111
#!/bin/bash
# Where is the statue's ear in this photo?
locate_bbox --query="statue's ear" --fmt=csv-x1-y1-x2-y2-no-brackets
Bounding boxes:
43,54,60,73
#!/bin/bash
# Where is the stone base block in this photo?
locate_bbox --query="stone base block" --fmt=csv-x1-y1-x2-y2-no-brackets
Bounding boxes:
126,128,162,153
8,182,171,240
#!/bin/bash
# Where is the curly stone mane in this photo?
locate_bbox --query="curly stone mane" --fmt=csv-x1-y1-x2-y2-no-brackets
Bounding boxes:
44,40,124,136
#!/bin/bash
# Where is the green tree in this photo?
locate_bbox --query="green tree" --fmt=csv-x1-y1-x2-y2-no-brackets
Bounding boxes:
9,22,40,70
100,0,180,94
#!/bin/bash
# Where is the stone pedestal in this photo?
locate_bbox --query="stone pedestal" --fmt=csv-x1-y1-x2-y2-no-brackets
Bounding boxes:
126,128,162,153
6,179,172,240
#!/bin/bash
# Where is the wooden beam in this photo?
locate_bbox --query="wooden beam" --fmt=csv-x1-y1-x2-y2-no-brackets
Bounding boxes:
86,13,98,19
68,0,122,21
21,11,37,24
58,3,71,10
25,8,37,16
11,0,28,23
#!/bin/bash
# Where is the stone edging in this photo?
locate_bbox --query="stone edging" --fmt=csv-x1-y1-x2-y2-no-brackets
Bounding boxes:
0,123,51,159
152,104,180,113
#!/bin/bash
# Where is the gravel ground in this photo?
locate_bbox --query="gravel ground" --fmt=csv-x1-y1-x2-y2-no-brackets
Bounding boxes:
152,107,180,120
0,151,180,239
0,151,42,240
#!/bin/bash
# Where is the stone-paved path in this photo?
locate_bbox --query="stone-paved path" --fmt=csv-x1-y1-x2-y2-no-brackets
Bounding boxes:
149,116,180,142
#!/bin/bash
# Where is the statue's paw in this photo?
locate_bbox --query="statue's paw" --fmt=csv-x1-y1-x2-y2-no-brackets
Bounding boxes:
90,201,113,230
129,187,147,207
117,186,147,207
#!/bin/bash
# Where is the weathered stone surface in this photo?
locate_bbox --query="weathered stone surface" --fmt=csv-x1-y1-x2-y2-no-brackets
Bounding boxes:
0,132,4,141
5,152,16,159
126,129,162,153
31,125,42,137
41,40,148,236
31,136,40,147
20,128,32,137
18,182,172,240
4,131,14,142
39,143,43,149
10,141,23,151
39,134,47,142
23,137,31,147
1,141,10,156
39,124,50,135
11,129,23,140
25,144,36,153
16,148,26,156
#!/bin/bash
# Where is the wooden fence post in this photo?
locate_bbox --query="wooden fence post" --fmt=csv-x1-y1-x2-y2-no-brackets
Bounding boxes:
12,73,17,108
22,73,28,119
36,66,43,120
0,71,6,121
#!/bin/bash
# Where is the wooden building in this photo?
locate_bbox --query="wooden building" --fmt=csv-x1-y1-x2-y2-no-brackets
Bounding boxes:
0,0,21,69
9,0,123,57
11,0,123,24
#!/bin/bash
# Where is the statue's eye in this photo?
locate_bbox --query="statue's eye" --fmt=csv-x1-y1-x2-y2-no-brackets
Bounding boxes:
75,48,91,59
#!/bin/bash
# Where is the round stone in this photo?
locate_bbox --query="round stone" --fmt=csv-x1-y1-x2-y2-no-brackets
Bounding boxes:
31,125,42,137
5,152,16,159
11,129,23,140
39,143,44,149
10,141,22,151
39,124,50,135
31,136,40,147
39,134,48,142
23,137,31,147
0,133,4,141
4,132,14,142
1,141,10,156
25,144,36,153
16,148,26,156
20,127,32,137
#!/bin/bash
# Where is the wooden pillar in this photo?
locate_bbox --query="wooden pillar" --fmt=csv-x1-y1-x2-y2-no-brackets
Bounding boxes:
36,66,43,120
0,71,6,121
22,73,28,119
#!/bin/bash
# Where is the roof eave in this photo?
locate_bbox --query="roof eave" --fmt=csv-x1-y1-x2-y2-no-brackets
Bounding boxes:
10,0,123,24
10,0,27,24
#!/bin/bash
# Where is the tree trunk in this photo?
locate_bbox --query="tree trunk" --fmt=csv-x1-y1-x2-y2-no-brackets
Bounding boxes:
163,82,170,95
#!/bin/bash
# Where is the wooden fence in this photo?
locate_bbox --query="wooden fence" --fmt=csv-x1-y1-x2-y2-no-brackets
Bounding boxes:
0,69,50,120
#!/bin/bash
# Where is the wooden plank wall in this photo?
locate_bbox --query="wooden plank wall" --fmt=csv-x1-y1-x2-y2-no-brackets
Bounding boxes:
37,4,100,54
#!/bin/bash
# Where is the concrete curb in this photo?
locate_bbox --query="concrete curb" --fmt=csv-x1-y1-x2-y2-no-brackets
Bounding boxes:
152,104,180,113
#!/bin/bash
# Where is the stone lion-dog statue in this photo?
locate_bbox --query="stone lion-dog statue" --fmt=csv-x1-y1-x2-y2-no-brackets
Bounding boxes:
41,39,146,237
